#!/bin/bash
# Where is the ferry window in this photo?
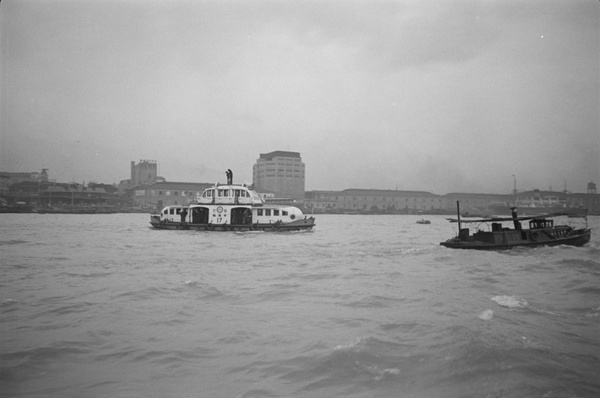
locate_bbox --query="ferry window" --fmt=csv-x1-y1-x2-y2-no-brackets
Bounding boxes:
159,191,164,196
265,209,271,216
257,209,263,216
282,211,288,216
173,191,179,196
274,210,279,216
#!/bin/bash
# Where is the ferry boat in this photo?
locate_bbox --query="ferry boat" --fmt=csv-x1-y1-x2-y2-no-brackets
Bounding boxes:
150,183,315,232
440,201,591,250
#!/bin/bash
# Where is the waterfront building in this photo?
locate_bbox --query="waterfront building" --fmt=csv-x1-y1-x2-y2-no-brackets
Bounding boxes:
0,174,9,196
0,169,49,204
130,160,158,187
306,189,446,214
305,188,600,215
4,181,111,207
442,192,511,215
568,192,600,214
0,169,49,185
253,151,305,201
40,184,109,207
131,181,213,210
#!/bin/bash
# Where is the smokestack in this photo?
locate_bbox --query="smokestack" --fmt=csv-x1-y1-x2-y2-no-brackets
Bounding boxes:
510,207,521,230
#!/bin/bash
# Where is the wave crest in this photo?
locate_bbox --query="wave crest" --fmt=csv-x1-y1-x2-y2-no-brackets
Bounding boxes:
491,295,528,308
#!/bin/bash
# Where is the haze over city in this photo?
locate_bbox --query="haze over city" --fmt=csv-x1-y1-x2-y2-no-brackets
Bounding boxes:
1,0,598,194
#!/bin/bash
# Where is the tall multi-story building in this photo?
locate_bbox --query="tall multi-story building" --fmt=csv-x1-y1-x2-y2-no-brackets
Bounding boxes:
130,160,157,187
253,151,305,201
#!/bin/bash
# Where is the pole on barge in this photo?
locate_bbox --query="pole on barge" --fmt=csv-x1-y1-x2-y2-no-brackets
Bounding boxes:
456,201,461,231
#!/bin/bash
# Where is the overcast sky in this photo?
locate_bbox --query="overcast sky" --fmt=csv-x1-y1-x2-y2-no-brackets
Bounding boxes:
1,0,598,194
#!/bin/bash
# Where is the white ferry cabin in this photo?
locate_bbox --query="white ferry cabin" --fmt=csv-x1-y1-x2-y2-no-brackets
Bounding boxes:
151,183,315,231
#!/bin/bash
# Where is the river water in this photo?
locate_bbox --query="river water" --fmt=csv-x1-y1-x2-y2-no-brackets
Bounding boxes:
1,213,599,398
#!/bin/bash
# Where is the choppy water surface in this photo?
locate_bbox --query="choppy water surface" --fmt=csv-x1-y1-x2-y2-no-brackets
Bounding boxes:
1,213,599,398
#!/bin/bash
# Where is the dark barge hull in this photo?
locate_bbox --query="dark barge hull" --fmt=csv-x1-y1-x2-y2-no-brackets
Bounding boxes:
440,228,591,250
150,217,315,232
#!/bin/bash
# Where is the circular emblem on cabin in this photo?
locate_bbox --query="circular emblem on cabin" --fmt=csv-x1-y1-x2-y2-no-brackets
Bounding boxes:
217,206,223,213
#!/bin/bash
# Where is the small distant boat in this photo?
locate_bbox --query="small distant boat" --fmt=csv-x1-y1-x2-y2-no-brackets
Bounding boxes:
416,219,431,224
150,182,315,232
440,201,591,250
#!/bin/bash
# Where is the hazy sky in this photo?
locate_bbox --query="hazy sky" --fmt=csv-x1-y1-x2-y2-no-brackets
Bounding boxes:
1,0,598,194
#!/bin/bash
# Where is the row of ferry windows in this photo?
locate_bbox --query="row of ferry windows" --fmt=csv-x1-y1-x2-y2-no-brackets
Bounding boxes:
203,189,250,198
162,207,288,217
155,191,197,196
257,209,288,216
163,208,184,215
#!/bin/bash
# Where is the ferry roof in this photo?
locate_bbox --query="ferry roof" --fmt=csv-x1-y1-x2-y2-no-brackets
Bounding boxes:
205,183,255,190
